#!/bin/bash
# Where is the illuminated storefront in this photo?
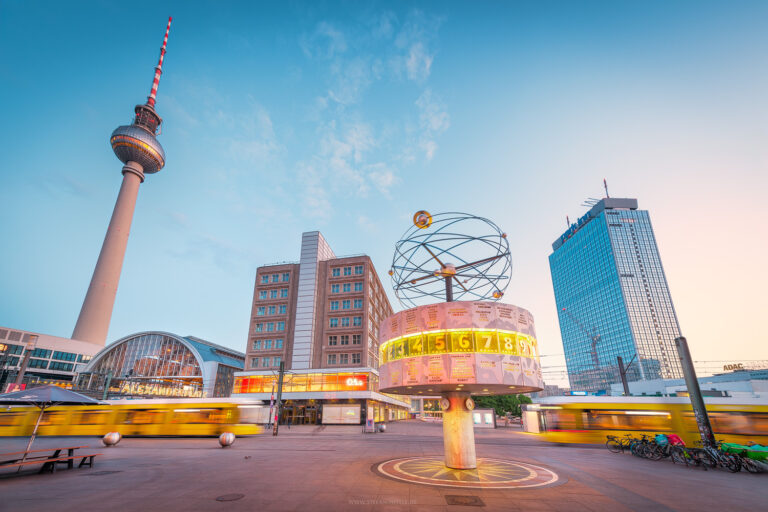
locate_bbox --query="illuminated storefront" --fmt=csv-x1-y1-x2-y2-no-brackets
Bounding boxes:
75,331,245,398
232,368,411,424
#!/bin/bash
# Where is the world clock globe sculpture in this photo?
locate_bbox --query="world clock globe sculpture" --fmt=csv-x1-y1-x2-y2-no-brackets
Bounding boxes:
379,211,543,470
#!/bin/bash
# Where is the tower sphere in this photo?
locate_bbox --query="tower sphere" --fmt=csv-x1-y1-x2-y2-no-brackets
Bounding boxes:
110,124,165,174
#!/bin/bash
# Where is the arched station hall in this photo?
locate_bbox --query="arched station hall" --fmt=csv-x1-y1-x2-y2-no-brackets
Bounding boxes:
75,331,245,398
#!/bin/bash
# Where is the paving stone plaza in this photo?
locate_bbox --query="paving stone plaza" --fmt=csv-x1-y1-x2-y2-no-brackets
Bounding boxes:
1,421,765,511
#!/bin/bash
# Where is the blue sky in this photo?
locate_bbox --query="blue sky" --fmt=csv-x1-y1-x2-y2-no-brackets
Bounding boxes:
2,1,767,385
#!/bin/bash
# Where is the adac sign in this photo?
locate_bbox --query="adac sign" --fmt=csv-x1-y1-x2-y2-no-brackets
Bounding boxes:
723,363,744,371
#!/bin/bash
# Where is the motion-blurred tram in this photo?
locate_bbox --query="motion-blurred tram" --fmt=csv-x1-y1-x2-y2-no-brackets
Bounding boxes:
522,397,768,446
0,398,267,437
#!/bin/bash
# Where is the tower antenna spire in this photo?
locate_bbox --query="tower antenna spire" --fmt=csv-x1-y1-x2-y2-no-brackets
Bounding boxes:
147,16,172,108
603,178,610,198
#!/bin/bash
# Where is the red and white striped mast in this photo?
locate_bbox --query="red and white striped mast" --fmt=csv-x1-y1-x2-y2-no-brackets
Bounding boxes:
146,16,172,109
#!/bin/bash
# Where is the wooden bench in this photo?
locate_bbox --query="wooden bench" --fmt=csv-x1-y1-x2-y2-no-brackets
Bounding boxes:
0,446,99,473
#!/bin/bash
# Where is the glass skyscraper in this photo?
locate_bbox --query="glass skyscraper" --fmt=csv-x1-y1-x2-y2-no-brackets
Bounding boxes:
549,198,684,393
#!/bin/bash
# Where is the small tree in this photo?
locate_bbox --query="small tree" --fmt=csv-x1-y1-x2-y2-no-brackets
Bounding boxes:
472,394,532,417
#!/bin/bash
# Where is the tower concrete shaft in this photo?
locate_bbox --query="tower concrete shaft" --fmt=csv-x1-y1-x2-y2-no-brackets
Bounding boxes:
72,164,144,344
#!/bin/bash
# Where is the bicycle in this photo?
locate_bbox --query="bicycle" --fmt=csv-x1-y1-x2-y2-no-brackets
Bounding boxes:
605,434,635,454
691,441,741,473
630,434,655,459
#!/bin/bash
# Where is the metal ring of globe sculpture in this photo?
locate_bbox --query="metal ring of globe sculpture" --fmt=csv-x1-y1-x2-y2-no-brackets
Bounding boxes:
390,211,512,308
379,211,543,472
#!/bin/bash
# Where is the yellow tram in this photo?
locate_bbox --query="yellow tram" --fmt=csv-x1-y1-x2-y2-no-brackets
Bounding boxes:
0,398,265,437
522,397,768,446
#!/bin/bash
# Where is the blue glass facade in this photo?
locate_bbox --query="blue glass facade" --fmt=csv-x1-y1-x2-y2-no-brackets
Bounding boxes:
549,199,684,392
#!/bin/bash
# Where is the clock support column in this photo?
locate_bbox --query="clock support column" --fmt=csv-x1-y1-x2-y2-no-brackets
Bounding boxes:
441,391,477,469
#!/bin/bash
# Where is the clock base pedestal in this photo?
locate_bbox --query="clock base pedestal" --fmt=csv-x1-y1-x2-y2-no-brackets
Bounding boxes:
441,391,477,469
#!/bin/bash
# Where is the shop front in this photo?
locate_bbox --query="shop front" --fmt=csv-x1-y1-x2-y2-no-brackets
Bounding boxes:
232,367,411,425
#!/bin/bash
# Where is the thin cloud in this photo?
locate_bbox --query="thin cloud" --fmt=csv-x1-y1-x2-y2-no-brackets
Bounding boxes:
415,89,450,160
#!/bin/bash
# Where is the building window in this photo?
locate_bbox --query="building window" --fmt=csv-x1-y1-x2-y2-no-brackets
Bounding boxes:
332,268,341,277
353,299,363,309
331,284,340,294
354,282,363,292
279,305,287,314
30,348,52,359
353,334,361,345
330,318,338,328
265,339,273,349
341,317,350,327
329,335,338,346
253,340,262,350
340,353,349,365
50,361,74,372
327,354,337,365
251,358,260,368
266,322,274,332
355,265,364,275
272,274,280,283
270,290,278,299
274,356,281,367
342,300,351,310
52,351,77,362
280,288,289,298
261,275,269,284
330,301,339,311
277,322,285,331
268,305,276,315
255,323,263,333
28,359,49,369
275,339,284,349
257,307,266,316
342,266,351,276
259,291,268,300
340,335,349,345
77,354,92,363
282,273,290,282
353,316,362,327
262,358,271,367
343,283,351,293
352,353,361,364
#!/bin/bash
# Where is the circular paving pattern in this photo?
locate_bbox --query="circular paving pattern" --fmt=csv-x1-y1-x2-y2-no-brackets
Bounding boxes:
372,456,562,489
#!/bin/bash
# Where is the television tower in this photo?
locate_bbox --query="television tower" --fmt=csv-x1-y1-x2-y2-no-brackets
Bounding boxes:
72,17,173,345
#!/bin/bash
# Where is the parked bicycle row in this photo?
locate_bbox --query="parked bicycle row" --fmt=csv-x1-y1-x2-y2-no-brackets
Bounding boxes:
605,433,768,473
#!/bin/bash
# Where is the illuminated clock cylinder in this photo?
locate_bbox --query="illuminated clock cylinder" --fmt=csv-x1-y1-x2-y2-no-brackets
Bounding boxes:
377,301,543,395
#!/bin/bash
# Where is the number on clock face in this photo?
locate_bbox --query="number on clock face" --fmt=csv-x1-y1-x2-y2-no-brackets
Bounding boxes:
430,333,447,353
409,335,423,356
501,335,516,355
451,332,473,352
476,331,498,353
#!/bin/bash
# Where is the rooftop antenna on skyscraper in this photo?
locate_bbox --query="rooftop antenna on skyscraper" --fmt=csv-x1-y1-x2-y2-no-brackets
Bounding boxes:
566,215,571,227
603,178,610,198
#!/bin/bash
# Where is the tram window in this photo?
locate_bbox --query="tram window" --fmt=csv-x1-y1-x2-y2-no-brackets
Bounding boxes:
585,410,671,432
40,412,69,426
125,409,166,425
172,408,224,424
0,412,25,427
543,410,581,430
708,412,768,436
78,410,111,425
